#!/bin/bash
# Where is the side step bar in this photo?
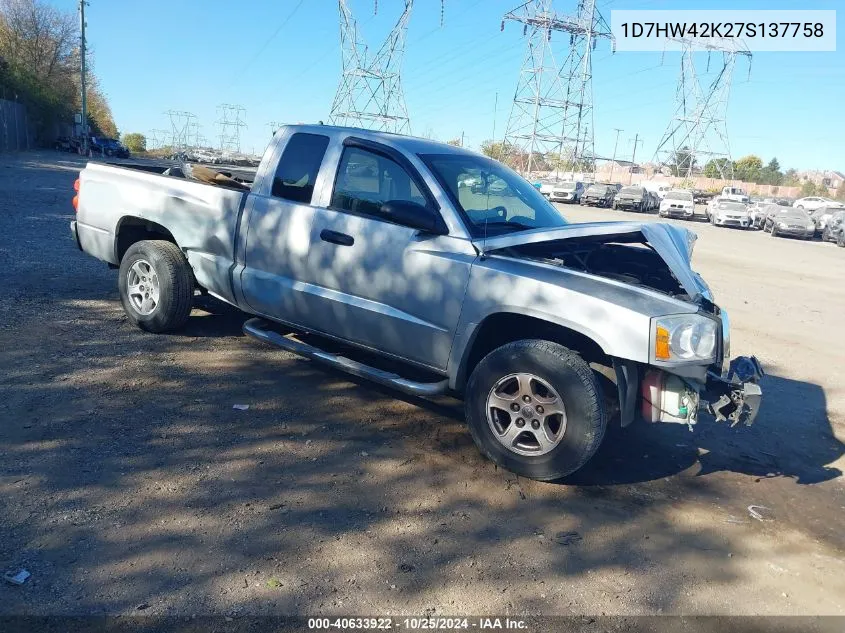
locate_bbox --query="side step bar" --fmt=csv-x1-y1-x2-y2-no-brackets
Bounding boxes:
243,318,449,397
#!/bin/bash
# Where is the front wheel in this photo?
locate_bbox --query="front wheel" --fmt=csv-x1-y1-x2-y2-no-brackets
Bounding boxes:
465,340,606,481
118,240,194,333
822,227,830,242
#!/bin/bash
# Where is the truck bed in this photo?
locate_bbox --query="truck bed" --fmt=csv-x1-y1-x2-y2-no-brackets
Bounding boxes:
75,161,251,304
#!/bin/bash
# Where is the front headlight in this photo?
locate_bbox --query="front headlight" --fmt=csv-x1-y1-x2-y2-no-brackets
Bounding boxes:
652,314,718,364
778,222,788,229
807,224,815,230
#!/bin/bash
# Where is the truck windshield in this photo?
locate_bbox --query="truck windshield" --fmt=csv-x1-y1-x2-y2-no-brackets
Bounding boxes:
421,154,568,236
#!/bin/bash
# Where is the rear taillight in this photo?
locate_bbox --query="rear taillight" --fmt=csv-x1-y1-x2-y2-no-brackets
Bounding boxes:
72,178,80,212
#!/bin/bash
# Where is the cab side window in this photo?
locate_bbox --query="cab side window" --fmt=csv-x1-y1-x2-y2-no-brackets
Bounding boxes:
331,146,427,219
271,133,330,204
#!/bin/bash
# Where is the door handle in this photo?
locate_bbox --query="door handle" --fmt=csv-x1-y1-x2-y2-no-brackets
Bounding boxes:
320,229,354,246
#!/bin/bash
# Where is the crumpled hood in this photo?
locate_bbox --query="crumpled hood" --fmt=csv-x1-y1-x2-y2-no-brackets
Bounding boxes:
474,221,706,299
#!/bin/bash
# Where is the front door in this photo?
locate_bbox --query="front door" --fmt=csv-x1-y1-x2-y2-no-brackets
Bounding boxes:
297,142,474,371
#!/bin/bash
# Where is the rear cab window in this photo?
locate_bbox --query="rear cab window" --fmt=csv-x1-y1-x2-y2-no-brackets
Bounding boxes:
271,133,330,204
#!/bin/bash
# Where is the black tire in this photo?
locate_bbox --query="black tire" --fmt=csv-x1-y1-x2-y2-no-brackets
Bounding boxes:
118,240,194,333
822,227,830,242
464,340,606,481
770,225,778,237
838,233,845,248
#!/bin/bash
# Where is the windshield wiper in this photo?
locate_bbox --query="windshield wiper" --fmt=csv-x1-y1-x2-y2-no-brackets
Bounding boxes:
477,220,535,232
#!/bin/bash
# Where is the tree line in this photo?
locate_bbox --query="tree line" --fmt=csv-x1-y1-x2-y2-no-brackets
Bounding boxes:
0,0,117,144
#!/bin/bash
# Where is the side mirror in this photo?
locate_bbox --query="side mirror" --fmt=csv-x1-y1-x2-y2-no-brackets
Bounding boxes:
380,200,448,235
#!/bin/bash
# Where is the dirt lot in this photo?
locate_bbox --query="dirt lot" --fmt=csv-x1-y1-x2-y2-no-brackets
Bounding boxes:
1,152,844,617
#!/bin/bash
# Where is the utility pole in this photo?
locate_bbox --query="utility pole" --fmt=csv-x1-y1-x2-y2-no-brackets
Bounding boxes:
79,0,89,155
629,133,643,184
608,128,622,182
460,130,465,148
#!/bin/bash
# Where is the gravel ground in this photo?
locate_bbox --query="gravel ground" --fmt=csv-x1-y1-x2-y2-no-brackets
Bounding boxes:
1,152,844,617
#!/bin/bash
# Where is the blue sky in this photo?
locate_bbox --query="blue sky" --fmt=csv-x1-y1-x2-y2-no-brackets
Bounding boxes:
57,0,844,171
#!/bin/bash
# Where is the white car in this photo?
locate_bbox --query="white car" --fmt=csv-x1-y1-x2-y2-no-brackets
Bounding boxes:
548,181,584,203
710,200,752,228
658,190,695,219
720,186,750,204
793,196,835,212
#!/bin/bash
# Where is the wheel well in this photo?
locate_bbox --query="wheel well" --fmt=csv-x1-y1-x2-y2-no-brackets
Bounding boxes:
115,217,177,262
457,313,609,392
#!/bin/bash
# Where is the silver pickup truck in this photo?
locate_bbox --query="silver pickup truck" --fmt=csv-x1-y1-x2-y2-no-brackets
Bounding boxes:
70,124,763,481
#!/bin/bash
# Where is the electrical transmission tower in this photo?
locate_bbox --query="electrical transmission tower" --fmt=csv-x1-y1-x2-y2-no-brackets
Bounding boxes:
501,0,614,176
147,128,169,150
328,0,414,134
217,104,248,152
164,110,197,152
652,39,752,180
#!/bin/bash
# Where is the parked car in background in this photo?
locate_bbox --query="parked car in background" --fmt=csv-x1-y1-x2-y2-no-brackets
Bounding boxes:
692,190,716,205
646,191,659,212
53,136,72,152
643,182,673,201
810,204,845,236
89,137,130,159
548,181,584,203
764,206,815,239
793,196,835,212
748,201,777,229
659,190,695,220
720,186,750,204
613,186,648,212
581,183,616,207
710,200,752,228
822,210,845,245
756,204,780,229
704,196,722,222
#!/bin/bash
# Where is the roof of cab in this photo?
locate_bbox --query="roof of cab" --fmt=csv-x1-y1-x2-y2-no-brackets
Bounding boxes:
280,123,481,158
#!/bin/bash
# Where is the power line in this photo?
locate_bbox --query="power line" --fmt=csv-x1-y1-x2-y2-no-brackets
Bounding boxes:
237,0,307,81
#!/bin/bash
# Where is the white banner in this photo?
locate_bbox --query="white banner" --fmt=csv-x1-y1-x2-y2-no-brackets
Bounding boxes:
610,10,836,52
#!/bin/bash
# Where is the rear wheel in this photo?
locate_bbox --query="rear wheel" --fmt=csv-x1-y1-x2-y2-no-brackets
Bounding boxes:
118,240,194,333
465,340,606,481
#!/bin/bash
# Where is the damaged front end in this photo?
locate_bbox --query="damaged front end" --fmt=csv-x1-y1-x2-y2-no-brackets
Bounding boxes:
639,355,764,430
474,221,764,431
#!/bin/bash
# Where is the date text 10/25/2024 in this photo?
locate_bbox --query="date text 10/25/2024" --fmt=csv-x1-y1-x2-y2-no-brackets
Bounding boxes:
307,617,529,630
